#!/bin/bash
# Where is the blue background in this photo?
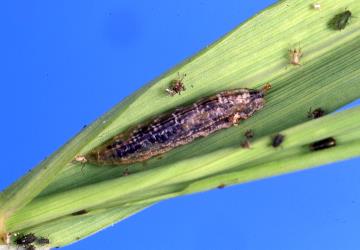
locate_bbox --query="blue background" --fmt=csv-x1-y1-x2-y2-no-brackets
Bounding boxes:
1,1,360,249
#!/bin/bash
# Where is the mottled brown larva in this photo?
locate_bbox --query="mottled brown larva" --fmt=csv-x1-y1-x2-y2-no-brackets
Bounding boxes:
82,84,271,165
36,237,50,245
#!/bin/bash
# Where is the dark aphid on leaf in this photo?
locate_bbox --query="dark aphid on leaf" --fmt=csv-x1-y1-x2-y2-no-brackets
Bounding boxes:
36,237,50,245
15,233,37,245
272,134,285,148
309,137,336,151
329,10,352,30
217,184,226,189
166,73,186,96
80,84,271,165
241,129,254,149
307,107,325,119
244,129,254,139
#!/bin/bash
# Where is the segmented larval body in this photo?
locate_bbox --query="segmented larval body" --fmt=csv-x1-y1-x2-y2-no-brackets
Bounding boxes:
85,87,268,165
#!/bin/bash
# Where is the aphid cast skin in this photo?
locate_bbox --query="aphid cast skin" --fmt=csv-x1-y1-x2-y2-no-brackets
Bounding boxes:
307,107,325,119
329,10,352,30
74,155,87,164
289,48,302,65
84,84,271,165
313,3,321,10
309,137,336,151
166,73,186,96
272,134,285,148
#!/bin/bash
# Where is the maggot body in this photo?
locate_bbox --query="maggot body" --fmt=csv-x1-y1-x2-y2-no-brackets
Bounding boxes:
85,85,269,165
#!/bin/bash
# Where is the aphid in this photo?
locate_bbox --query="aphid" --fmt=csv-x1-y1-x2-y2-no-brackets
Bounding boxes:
83,84,271,165
329,10,352,30
165,73,186,96
241,139,251,149
309,137,336,151
241,129,254,148
244,129,254,139
71,209,88,216
307,107,325,119
36,237,50,245
123,168,130,176
272,134,285,148
289,48,302,65
15,233,37,245
217,184,226,189
313,3,321,10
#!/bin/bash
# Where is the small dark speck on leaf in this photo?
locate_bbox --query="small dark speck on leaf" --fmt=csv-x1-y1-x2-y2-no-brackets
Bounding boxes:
71,209,88,216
